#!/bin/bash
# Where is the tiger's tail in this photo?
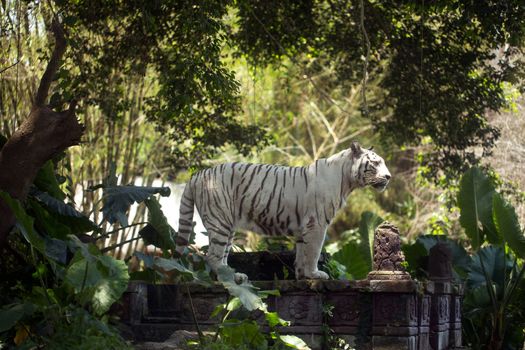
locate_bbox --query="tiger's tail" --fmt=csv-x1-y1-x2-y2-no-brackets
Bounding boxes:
175,183,194,256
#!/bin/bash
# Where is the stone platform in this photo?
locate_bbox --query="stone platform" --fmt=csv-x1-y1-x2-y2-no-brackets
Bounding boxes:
119,278,463,350
120,223,464,349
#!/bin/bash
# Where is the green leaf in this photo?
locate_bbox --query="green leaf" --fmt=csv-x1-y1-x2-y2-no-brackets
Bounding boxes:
64,253,129,315
210,303,225,318
332,241,370,280
92,256,130,315
278,335,311,349
153,257,212,286
134,251,155,269
31,190,98,234
101,185,171,226
65,256,102,294
29,199,71,239
217,266,265,312
265,311,290,327
358,211,383,270
44,236,68,264
457,167,498,249
220,320,267,349
0,191,45,254
493,193,525,259
67,235,100,264
33,161,65,200
139,197,176,252
32,189,84,218
226,297,242,311
467,246,510,289
0,303,35,333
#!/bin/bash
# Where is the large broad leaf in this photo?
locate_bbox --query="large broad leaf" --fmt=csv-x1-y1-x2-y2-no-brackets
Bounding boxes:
358,211,383,271
29,198,71,240
493,194,525,259
458,167,498,249
31,189,98,234
33,161,65,200
217,266,266,312
64,253,129,315
153,257,212,286
92,255,130,315
139,198,176,252
0,303,35,333
67,235,100,264
101,185,170,226
332,241,370,280
467,246,510,289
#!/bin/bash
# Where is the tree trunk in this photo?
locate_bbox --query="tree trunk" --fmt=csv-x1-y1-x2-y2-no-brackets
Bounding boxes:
0,21,84,247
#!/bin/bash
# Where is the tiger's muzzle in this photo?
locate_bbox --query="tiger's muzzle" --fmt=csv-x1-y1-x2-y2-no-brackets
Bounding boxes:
371,174,390,192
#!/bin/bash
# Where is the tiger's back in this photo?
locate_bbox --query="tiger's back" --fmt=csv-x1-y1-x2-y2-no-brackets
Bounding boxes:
192,162,309,238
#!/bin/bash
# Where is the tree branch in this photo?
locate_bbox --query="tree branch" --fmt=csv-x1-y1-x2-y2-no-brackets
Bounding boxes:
34,20,66,107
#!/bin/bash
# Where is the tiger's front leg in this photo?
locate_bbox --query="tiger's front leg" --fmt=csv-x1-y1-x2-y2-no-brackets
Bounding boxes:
295,222,329,280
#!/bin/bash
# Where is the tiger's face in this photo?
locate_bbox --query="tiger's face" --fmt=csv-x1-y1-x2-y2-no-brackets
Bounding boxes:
349,142,391,192
360,150,391,192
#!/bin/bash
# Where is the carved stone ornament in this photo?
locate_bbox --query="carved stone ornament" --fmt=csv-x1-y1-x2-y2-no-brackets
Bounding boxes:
368,221,411,281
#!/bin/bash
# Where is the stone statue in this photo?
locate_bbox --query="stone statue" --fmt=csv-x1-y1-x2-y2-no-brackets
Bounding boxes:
368,222,411,281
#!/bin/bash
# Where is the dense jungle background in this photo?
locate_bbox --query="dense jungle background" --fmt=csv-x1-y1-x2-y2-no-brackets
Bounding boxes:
1,0,525,349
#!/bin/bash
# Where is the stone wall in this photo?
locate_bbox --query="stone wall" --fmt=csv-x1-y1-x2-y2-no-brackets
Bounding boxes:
119,223,464,349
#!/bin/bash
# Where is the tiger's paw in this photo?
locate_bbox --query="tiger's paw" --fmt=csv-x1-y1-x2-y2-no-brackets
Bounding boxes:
304,270,329,280
234,272,249,284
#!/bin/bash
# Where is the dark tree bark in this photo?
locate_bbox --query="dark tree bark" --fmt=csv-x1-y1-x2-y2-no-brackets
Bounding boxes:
0,21,84,247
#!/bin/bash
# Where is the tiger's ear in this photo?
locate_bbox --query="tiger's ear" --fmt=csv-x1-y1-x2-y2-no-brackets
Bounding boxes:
350,141,363,158
368,146,374,151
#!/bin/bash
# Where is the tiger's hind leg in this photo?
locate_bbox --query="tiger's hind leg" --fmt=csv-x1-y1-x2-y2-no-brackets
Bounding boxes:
207,229,248,284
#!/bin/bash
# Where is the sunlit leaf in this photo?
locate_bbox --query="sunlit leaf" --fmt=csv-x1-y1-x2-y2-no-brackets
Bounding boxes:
92,256,130,315
358,211,383,270
493,193,525,259
279,335,311,349
217,266,265,312
265,311,290,327
332,241,369,280
458,167,498,248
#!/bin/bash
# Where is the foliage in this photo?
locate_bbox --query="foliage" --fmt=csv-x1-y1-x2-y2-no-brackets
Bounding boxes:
330,211,383,279
402,235,470,280
234,0,525,181
0,191,131,348
47,0,267,169
138,253,311,349
456,167,525,349
403,167,525,349
0,161,178,347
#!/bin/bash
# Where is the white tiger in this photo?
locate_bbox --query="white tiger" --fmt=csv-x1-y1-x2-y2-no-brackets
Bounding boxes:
175,141,391,283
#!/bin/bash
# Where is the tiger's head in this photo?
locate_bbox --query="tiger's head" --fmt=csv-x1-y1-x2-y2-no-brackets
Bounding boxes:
349,141,391,192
